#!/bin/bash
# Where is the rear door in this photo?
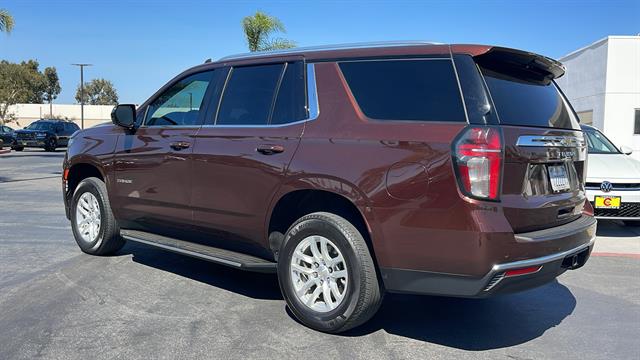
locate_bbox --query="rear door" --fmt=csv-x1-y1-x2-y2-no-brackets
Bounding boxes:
112,70,217,226
191,60,308,247
467,49,587,232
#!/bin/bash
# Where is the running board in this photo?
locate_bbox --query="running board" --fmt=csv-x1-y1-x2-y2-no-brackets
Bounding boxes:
120,229,277,273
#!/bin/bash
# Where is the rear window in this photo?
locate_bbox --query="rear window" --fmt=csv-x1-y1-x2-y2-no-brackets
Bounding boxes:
480,67,580,130
339,59,466,122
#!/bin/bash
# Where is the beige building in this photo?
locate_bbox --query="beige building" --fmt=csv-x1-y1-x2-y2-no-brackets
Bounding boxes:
5,103,114,129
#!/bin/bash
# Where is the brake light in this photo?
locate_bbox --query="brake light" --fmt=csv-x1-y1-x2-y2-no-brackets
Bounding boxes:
454,127,503,200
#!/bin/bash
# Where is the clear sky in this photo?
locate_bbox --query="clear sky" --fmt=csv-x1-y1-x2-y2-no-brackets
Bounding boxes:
1,0,638,104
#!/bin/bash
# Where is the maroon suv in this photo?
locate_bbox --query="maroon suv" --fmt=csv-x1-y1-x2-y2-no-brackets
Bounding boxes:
63,42,596,333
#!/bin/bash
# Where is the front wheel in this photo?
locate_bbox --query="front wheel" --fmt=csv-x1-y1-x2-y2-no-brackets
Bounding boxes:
70,177,125,255
12,146,23,151
278,212,382,333
44,138,57,152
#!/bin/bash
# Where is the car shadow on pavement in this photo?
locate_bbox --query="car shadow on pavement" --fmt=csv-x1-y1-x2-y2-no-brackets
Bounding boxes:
122,241,283,300
345,281,576,350
596,220,640,237
120,241,576,350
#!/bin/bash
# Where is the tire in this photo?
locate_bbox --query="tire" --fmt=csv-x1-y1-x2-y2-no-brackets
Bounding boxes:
12,146,23,151
70,177,125,255
44,138,57,152
278,212,382,333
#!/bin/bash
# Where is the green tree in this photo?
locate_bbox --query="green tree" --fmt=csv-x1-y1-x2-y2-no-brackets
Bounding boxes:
75,78,119,105
0,8,14,34
43,67,61,116
0,60,45,124
242,11,296,52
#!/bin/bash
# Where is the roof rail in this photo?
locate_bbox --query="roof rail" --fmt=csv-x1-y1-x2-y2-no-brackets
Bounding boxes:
218,40,442,61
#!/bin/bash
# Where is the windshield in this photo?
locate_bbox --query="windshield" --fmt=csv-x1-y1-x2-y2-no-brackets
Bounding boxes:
584,129,620,154
26,122,53,131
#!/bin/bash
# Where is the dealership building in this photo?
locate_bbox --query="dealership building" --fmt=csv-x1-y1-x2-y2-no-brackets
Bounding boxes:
555,35,640,158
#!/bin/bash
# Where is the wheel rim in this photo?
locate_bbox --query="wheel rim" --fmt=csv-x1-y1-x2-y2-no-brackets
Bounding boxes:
289,235,348,313
75,192,102,243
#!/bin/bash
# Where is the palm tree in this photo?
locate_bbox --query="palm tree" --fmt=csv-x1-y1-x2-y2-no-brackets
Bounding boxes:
242,11,296,52
0,9,14,34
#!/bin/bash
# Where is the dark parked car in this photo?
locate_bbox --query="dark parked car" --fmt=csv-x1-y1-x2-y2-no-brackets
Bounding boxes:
0,125,15,149
13,119,80,152
63,42,596,333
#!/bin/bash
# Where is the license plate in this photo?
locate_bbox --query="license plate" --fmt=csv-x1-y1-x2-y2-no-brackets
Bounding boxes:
548,165,570,192
594,196,621,209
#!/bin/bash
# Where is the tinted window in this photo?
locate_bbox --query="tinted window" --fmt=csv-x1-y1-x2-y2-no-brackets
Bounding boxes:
635,109,640,135
146,71,214,126
339,59,466,122
217,64,284,126
271,62,307,125
26,122,53,131
481,67,580,130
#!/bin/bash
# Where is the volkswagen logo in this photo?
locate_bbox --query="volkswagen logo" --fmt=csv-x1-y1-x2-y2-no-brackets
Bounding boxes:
600,181,613,192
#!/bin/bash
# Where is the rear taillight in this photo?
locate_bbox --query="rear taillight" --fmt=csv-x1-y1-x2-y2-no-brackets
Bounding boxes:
454,126,503,200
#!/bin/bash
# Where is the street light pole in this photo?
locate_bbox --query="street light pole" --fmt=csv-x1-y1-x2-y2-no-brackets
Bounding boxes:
71,63,92,129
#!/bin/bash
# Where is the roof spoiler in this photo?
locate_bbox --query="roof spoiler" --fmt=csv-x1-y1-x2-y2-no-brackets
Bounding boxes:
474,46,565,82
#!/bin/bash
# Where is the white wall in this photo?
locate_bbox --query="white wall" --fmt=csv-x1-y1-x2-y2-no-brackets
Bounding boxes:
5,103,114,129
556,37,608,130
603,36,640,154
558,36,640,159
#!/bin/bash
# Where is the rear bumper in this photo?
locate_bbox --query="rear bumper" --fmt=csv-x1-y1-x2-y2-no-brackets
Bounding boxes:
381,215,596,297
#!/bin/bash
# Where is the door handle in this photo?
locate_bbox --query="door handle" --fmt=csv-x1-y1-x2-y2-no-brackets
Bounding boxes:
256,144,284,155
170,141,191,151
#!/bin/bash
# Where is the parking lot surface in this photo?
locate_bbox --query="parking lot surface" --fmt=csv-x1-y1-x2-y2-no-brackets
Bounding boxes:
1,150,639,359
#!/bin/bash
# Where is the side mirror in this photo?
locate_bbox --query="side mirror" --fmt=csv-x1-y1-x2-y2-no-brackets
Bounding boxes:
620,145,633,155
111,104,136,129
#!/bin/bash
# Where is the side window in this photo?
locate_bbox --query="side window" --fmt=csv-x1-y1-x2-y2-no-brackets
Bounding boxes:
55,123,64,133
217,64,284,126
271,61,307,125
145,71,214,126
339,59,466,122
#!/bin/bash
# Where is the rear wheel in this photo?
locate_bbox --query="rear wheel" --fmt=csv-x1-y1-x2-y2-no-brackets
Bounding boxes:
12,146,23,151
278,212,382,333
70,177,125,255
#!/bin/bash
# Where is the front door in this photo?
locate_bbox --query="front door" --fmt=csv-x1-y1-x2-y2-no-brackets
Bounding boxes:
111,70,216,227
191,60,310,248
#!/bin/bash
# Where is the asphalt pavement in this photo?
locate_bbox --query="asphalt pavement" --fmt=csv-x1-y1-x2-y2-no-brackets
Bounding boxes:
1,149,639,360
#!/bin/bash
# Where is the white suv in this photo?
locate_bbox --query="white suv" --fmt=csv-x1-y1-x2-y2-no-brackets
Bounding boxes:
582,125,640,225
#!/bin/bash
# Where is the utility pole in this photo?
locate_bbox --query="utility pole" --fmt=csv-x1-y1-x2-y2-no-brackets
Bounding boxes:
71,63,92,129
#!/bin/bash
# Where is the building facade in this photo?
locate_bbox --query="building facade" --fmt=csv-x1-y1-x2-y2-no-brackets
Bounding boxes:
555,35,640,158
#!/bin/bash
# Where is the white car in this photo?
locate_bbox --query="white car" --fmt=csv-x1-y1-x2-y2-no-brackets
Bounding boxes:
582,125,639,225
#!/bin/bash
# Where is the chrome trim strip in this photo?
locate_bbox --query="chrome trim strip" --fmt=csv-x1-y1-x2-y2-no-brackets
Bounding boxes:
123,235,243,267
306,63,319,121
594,216,640,220
218,41,442,61
516,135,586,148
491,236,595,272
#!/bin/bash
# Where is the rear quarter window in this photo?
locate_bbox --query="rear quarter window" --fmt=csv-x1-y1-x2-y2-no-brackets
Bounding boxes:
338,59,466,122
